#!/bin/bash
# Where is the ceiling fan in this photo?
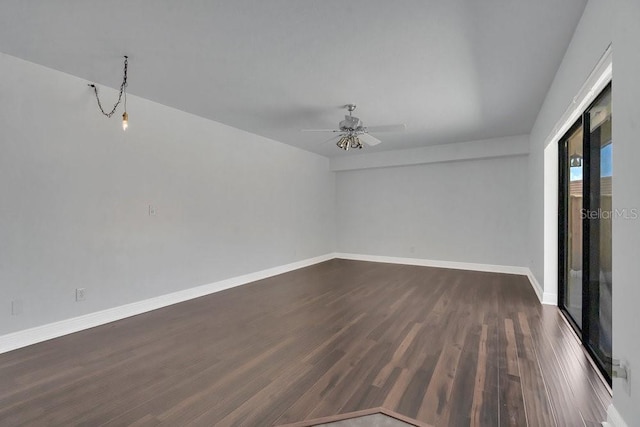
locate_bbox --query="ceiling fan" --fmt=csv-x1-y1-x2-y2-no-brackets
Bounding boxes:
302,104,406,151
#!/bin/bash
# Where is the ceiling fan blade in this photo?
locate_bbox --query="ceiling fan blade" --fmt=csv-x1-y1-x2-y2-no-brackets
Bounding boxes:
359,133,382,146
301,129,341,132
365,124,406,133
319,135,342,144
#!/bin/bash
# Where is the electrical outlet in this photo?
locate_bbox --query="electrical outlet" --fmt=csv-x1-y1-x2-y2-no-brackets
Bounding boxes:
148,205,157,216
11,299,23,316
613,359,632,396
75,288,86,302
623,362,631,396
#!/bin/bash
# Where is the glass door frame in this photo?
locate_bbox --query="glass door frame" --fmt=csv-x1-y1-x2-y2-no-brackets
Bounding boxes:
558,119,583,333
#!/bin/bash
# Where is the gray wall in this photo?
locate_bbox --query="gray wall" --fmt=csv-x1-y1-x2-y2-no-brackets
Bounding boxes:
612,0,640,423
0,53,335,335
527,0,612,289
335,153,529,267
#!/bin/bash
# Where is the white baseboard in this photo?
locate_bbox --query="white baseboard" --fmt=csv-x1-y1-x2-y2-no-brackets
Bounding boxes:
603,404,629,427
0,253,336,354
542,292,558,305
540,292,558,305
526,269,544,301
525,269,557,305
335,253,529,275
1,252,552,354
335,253,550,306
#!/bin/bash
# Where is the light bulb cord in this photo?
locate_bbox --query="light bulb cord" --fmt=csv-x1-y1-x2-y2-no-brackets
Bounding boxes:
88,56,128,118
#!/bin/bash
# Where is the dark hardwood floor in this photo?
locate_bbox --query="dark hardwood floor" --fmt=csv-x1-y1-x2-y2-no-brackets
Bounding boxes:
0,259,610,426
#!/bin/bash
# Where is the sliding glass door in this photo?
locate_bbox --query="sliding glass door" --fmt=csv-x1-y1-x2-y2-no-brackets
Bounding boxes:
559,83,612,383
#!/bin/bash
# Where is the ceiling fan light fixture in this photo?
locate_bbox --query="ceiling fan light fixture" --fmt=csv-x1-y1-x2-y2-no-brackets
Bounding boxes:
570,152,582,167
337,136,350,150
350,135,362,149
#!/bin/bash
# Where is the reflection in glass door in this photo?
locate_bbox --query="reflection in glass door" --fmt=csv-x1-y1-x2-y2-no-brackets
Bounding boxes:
560,122,584,328
559,83,612,383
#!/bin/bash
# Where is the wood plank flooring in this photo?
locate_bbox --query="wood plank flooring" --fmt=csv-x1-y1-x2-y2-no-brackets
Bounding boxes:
0,259,610,426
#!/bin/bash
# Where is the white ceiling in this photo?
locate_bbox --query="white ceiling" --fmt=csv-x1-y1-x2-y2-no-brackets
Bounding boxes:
0,1,586,157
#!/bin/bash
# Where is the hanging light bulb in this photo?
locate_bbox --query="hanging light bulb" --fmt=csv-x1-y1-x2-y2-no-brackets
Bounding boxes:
88,56,130,130
122,80,128,131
